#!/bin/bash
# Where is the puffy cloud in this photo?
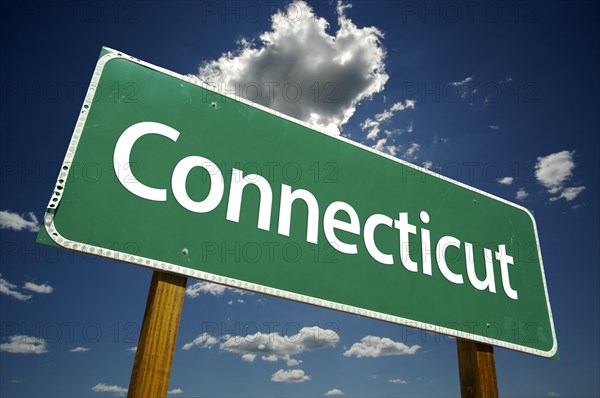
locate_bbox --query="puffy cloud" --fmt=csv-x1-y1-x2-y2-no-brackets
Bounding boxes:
403,143,420,160
372,138,398,157
0,210,39,232
69,347,90,353
23,282,53,294
516,188,529,201
271,369,310,383
0,335,48,354
535,150,575,193
535,151,586,202
389,378,408,384
497,176,514,185
325,388,345,396
168,388,183,395
489,125,500,130
220,326,338,364
241,353,256,362
361,118,380,140
181,332,219,351
550,186,586,202
422,160,433,170
91,383,127,395
343,335,420,358
182,326,338,365
0,275,32,301
198,0,388,134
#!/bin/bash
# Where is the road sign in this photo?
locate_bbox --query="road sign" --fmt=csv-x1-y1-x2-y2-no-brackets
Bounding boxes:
37,47,557,357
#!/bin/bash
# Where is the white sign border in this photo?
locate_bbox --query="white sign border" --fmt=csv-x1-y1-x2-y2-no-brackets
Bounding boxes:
42,47,557,358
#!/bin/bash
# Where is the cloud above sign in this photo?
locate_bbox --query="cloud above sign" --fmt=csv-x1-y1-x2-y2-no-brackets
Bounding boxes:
197,0,388,134
535,150,585,202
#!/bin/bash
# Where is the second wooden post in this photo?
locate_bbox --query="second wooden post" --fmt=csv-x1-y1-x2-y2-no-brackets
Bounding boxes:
456,338,499,398
128,271,187,398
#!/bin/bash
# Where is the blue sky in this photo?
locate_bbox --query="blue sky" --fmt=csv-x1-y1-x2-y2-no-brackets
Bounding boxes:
1,1,598,397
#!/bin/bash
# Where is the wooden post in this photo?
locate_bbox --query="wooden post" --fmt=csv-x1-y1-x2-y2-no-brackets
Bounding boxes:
128,271,187,398
456,338,499,398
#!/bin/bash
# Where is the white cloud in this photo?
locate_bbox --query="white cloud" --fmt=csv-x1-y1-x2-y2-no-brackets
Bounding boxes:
271,369,310,383
389,378,408,384
371,138,398,157
220,326,338,364
70,346,90,353
375,100,415,122
184,326,338,365
168,388,183,395
185,281,251,298
403,143,420,160
185,282,227,297
91,383,127,396
0,275,32,301
241,353,256,362
535,150,575,193
23,282,53,294
499,77,513,84
181,332,219,351
286,357,302,366
547,392,560,397
362,100,415,140
497,176,514,185
325,388,345,396
198,0,388,135
550,186,586,202
516,188,529,201
0,335,48,354
343,335,420,358
450,74,474,86
422,160,433,170
489,125,500,130
0,210,39,232
361,118,380,140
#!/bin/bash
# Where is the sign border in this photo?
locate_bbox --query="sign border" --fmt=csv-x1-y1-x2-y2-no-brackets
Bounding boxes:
41,47,557,358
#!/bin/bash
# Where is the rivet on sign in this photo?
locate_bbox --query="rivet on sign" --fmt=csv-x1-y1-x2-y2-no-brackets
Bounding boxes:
182,248,189,256
210,101,217,109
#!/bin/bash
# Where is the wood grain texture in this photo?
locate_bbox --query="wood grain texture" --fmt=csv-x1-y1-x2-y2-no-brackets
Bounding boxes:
457,338,499,398
128,271,187,398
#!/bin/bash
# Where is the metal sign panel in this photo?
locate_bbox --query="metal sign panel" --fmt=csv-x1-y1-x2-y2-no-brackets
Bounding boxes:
38,48,557,357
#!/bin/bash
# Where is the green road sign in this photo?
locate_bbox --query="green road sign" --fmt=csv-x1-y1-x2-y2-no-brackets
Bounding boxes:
38,47,557,357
